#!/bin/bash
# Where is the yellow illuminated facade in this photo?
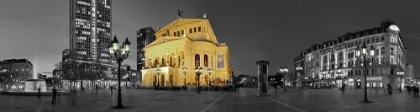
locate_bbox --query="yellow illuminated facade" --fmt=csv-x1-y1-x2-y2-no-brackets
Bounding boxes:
141,18,232,87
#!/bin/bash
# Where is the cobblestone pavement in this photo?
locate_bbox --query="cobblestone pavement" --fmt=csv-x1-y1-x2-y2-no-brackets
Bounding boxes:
1,87,419,112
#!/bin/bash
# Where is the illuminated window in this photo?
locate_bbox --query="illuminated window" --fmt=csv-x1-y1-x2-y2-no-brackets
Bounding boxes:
204,54,208,67
195,54,200,67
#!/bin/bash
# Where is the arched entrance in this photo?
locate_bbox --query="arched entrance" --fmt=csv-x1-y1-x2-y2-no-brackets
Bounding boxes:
161,74,165,87
170,74,174,87
205,75,209,86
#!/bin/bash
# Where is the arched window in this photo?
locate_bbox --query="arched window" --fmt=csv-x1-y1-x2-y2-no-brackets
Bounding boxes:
381,47,385,54
376,37,379,43
195,54,200,67
390,47,394,55
204,54,208,67
381,37,384,42
390,57,394,64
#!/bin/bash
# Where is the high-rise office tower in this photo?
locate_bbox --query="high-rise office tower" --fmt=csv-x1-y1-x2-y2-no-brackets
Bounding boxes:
69,0,112,64
137,27,156,70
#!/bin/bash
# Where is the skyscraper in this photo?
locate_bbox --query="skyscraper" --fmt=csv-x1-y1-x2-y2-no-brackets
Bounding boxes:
69,0,112,64
137,27,156,70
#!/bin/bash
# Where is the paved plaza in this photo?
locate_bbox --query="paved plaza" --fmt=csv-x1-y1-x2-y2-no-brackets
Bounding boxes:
1,87,419,112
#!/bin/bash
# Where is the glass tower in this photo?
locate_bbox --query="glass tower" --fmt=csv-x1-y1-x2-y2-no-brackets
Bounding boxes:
137,27,156,70
69,0,112,64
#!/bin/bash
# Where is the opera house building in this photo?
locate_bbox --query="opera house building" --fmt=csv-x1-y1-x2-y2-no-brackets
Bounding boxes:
141,18,233,88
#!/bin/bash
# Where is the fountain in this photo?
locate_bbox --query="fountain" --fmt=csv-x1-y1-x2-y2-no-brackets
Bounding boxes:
23,51,47,92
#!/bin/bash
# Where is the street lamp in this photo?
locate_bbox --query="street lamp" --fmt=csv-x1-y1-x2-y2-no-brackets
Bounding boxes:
182,66,188,90
397,71,404,93
296,66,303,88
108,35,130,108
279,66,289,91
355,43,374,103
156,66,161,89
208,67,213,86
195,66,203,93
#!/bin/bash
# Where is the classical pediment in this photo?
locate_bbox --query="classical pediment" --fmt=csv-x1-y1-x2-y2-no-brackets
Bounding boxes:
144,37,186,49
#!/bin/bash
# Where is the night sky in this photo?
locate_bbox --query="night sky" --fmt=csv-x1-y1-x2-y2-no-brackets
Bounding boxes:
0,0,419,77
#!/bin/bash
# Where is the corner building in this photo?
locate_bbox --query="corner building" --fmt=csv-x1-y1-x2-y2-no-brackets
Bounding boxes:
141,18,232,87
294,20,409,90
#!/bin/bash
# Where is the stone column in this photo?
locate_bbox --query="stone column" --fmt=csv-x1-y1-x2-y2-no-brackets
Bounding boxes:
256,60,270,96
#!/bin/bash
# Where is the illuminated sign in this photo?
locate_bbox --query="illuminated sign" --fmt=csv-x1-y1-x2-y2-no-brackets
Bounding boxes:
367,77,382,81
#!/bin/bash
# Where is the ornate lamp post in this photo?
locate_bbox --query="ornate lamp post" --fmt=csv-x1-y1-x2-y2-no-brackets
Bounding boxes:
195,66,203,93
182,66,188,90
397,71,404,93
208,67,213,86
355,43,374,103
279,66,289,91
108,35,130,108
156,66,161,89
296,66,303,88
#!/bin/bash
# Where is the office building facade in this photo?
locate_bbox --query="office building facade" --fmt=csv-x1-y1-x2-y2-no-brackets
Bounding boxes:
69,0,112,64
294,20,410,89
137,27,156,70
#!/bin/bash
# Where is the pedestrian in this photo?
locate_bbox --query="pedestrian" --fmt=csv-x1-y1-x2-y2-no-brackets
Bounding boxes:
51,86,57,104
273,83,277,93
341,84,346,93
111,85,113,94
414,86,419,97
38,87,41,99
96,85,98,94
408,86,412,95
387,84,393,95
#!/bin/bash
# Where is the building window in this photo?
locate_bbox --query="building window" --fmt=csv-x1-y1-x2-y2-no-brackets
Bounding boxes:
204,54,208,67
181,30,184,36
381,47,385,54
195,54,200,67
381,37,385,42
189,28,192,33
173,32,176,36
194,27,197,32
177,31,180,36
390,47,394,55
198,27,202,32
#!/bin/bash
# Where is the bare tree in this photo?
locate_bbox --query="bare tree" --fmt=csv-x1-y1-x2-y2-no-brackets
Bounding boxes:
60,49,85,105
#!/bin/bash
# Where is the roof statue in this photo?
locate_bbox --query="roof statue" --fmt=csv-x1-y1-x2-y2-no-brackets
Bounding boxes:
178,10,183,19
202,13,207,18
